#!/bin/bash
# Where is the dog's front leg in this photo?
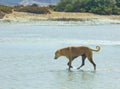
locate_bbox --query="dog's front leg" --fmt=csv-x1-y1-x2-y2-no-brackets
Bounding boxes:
67,62,73,68
68,58,73,70
68,61,72,70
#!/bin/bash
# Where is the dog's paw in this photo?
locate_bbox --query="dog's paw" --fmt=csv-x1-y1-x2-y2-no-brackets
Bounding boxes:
77,67,80,70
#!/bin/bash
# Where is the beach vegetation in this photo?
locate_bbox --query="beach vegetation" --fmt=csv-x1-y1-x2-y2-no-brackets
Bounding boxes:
0,5,12,14
0,5,12,18
54,0,120,15
64,4,73,12
14,4,50,14
116,0,120,7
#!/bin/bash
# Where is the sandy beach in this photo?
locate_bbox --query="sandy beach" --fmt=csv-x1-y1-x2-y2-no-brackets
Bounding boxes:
2,10,120,21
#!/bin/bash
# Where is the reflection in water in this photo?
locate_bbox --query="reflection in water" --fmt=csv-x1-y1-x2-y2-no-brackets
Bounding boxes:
80,70,96,81
53,69,96,89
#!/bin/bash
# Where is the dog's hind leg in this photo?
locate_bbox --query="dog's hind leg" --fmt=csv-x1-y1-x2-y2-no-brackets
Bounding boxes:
88,58,96,70
89,59,96,70
86,52,96,70
77,54,86,69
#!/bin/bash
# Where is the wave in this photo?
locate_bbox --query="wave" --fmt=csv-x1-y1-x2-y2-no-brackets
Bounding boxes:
0,19,120,26
0,38,120,46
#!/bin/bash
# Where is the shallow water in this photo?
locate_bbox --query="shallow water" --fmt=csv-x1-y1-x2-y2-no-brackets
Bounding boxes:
0,24,120,89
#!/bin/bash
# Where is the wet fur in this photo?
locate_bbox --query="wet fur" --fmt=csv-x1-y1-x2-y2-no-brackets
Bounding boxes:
54,46,100,70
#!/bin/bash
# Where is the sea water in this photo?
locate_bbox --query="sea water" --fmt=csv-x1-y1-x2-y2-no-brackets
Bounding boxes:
0,23,120,89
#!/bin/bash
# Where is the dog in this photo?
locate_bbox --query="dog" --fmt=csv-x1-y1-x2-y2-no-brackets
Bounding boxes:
54,46,100,70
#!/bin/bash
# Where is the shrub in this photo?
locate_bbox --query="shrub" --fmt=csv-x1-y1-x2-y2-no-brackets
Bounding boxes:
0,5,12,14
116,0,120,7
112,7,120,15
14,5,50,14
64,4,73,12
0,5,12,19
54,0,120,15
49,5,56,10
54,0,72,11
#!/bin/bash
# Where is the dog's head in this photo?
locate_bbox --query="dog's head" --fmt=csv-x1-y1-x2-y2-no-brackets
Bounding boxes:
54,50,61,59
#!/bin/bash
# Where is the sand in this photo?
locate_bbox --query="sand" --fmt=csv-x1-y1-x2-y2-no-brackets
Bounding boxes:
2,10,120,21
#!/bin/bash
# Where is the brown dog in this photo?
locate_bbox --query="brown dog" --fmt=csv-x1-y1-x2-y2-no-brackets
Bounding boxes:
54,46,100,70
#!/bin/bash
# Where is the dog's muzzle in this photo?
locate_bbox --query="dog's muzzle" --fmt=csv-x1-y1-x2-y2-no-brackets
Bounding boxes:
54,56,58,59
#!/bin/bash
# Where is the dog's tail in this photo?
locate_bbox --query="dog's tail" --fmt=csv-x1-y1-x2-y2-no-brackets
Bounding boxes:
91,46,100,52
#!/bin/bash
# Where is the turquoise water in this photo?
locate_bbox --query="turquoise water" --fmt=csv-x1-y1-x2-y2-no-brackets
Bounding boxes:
0,24,120,89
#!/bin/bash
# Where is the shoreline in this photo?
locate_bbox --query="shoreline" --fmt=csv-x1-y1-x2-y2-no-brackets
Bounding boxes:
2,11,120,21
0,11,120,25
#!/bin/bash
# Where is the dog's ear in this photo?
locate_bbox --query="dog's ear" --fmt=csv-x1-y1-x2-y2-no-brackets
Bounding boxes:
55,50,60,55
55,50,58,55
